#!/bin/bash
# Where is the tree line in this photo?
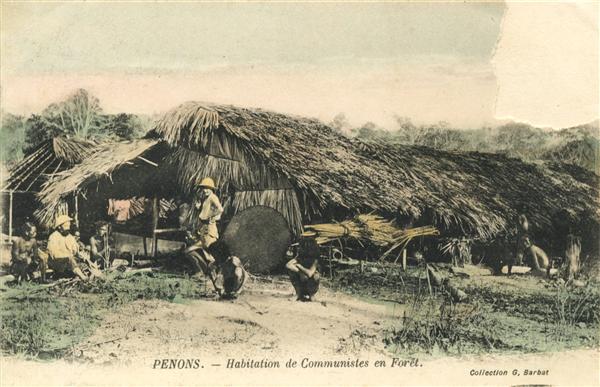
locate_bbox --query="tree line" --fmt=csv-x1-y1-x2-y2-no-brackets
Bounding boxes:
1,89,152,165
329,113,599,173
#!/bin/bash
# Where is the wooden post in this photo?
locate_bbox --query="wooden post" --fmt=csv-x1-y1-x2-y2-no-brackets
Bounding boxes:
142,237,148,257
74,193,79,226
402,249,407,271
105,226,110,268
8,191,13,241
152,197,159,258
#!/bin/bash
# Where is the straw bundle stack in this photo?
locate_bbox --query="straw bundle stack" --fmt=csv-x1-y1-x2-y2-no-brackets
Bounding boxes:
305,214,439,258
379,226,440,260
305,214,394,246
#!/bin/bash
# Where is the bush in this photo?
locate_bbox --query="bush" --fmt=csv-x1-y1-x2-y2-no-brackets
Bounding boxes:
554,284,600,325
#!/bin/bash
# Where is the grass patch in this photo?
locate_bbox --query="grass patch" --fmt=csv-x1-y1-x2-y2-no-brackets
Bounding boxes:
464,281,600,324
331,263,600,356
0,272,205,359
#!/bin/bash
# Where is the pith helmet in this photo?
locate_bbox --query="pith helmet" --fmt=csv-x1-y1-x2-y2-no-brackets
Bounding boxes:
54,214,72,229
199,177,216,190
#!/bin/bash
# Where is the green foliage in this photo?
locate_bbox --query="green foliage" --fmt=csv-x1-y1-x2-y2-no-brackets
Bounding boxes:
553,283,600,325
351,116,599,173
23,89,106,149
384,296,510,355
3,89,153,160
0,299,49,356
104,113,146,140
0,113,27,165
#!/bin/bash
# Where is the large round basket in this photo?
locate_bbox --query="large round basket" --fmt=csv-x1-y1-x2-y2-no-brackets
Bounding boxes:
222,206,292,274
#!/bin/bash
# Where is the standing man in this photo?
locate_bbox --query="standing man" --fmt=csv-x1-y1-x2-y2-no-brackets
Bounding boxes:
43,215,88,281
90,222,111,269
509,206,530,275
184,177,224,294
10,222,39,284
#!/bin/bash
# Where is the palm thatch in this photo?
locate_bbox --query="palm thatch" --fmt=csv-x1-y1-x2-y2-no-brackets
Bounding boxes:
353,141,600,239
153,102,398,214
35,102,600,243
35,139,160,227
153,102,599,240
3,137,98,192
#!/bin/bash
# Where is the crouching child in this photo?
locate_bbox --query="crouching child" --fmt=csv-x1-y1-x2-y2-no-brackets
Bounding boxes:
207,242,246,300
286,231,320,302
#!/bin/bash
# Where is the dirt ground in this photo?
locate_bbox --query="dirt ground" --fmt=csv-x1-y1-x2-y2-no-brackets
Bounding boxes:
1,260,598,368
73,277,398,365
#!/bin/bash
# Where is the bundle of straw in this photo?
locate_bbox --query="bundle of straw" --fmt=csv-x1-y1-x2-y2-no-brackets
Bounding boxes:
379,226,440,261
304,214,439,255
305,214,400,245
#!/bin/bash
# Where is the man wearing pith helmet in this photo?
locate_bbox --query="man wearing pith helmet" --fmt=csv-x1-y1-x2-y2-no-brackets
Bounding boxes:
184,177,224,294
43,215,88,281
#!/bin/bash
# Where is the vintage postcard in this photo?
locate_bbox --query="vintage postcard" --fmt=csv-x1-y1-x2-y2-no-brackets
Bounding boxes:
0,1,598,386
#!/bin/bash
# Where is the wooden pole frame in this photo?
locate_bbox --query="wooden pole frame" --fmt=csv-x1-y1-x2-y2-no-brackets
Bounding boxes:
152,197,159,258
74,193,79,226
8,191,13,241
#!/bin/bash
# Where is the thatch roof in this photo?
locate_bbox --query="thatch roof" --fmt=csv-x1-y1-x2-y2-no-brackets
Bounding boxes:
153,102,600,239
35,102,600,241
3,137,98,192
35,139,162,227
353,141,600,239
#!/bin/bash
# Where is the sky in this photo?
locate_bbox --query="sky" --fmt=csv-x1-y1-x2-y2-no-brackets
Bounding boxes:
1,2,597,129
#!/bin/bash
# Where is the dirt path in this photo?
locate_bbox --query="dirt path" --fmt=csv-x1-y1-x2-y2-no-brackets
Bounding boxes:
76,277,402,365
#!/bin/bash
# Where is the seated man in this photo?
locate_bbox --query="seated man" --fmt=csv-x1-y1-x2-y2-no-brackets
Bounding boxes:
523,236,551,277
10,222,39,284
286,231,321,302
43,215,88,281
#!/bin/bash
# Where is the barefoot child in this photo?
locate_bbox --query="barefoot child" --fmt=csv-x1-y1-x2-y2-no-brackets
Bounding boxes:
10,222,39,284
286,231,320,302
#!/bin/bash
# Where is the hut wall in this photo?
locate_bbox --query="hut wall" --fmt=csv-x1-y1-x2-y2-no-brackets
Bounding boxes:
169,134,307,234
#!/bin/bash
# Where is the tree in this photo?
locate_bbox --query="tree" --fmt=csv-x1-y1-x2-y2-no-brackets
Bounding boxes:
43,89,105,138
0,113,27,164
23,114,65,152
23,89,106,150
329,113,353,136
104,113,145,140
354,122,391,141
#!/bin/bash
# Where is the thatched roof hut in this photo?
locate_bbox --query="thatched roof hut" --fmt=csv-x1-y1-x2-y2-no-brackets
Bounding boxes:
1,137,98,238
35,139,172,228
36,102,599,244
152,102,599,239
353,141,599,240
3,137,97,193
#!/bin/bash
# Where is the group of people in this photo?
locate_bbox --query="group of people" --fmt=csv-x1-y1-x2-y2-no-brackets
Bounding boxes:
10,216,111,284
12,177,578,298
9,175,321,302
510,207,581,281
181,177,320,301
